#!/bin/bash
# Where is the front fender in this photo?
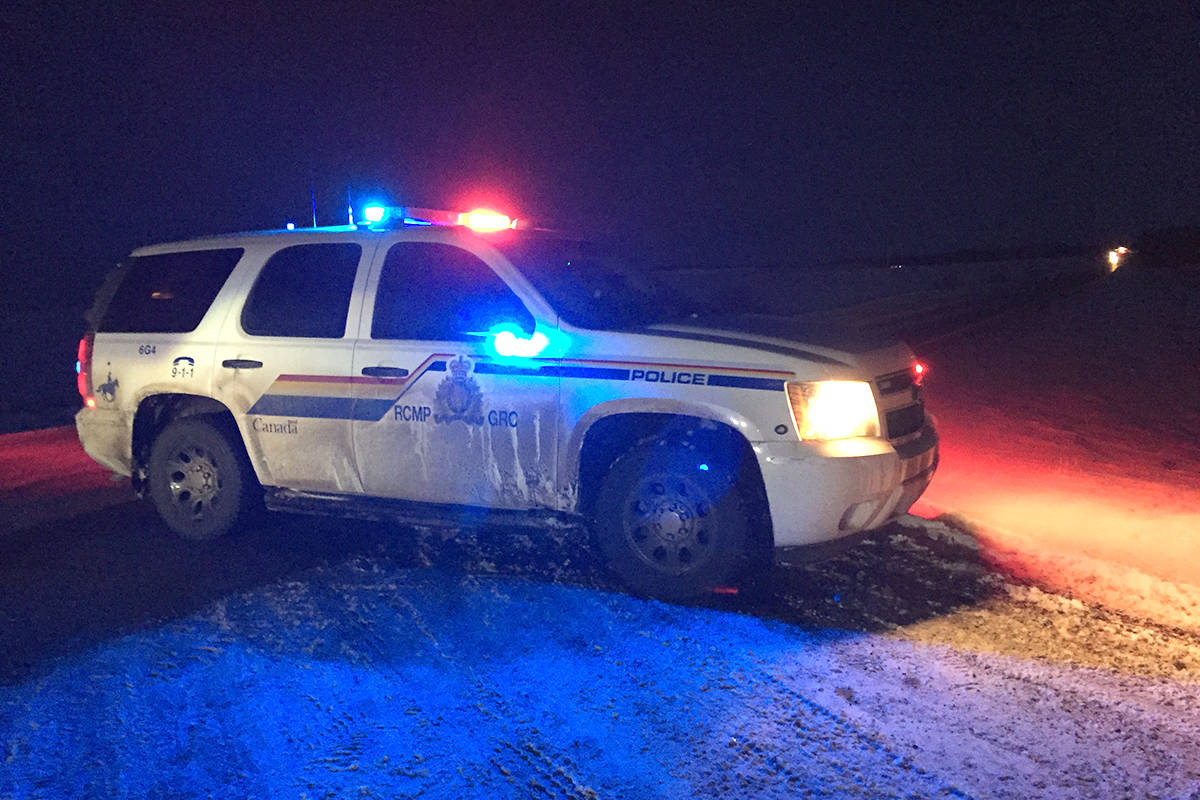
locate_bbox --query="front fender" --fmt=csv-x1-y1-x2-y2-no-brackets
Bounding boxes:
561,398,761,489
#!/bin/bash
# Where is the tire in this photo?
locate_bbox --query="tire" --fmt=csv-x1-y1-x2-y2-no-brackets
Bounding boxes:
593,435,752,600
147,417,256,541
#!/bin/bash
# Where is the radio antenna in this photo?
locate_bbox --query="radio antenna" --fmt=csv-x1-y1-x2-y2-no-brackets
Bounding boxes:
346,185,354,226
310,182,318,228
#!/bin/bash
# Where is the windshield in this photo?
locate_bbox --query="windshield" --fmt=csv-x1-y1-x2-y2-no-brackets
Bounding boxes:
493,235,696,330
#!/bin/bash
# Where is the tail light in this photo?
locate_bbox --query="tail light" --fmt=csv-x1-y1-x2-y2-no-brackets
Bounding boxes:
76,333,95,408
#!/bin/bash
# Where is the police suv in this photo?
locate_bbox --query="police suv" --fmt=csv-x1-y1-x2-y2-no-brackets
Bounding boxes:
75,206,938,599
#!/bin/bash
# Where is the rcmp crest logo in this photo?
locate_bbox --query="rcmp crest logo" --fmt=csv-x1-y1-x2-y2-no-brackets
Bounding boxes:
434,356,485,426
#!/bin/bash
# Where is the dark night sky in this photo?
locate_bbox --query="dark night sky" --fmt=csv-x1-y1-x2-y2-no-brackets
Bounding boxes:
3,0,1199,290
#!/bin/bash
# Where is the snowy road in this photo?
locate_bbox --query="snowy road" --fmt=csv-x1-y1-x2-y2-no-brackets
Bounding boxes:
2,484,1198,798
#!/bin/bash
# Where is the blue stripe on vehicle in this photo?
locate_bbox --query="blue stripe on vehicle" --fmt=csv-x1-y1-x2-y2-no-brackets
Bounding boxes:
545,365,632,380
704,374,787,391
353,398,398,421
473,362,632,381
247,394,356,419
472,362,545,377
249,358,787,422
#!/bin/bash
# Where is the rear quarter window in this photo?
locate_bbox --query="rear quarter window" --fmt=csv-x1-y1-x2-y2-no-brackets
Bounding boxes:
97,248,244,333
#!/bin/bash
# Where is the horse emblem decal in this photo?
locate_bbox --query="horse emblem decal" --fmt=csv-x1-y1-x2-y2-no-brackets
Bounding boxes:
97,364,119,403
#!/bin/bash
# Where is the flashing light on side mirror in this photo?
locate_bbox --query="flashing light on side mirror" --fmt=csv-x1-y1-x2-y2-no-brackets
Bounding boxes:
492,328,549,358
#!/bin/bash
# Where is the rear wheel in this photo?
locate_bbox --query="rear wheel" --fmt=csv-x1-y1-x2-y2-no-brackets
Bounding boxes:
147,417,256,540
593,436,752,600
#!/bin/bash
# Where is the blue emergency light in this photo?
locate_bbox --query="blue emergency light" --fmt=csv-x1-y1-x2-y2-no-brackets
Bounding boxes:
491,326,550,358
357,205,520,232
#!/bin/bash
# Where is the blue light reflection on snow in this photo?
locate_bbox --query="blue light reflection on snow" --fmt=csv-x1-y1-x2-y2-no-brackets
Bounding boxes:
0,567,953,798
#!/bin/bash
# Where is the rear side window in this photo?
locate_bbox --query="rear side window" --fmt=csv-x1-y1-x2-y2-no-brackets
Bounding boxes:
98,248,244,333
241,243,361,338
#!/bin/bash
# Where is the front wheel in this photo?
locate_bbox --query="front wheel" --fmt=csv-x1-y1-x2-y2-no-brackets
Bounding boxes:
593,437,751,600
147,417,256,541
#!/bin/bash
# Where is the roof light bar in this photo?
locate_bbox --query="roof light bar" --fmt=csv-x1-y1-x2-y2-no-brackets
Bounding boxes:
357,205,522,232
458,209,514,232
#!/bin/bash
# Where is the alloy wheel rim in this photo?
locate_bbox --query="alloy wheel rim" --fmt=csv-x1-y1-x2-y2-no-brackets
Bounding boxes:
622,471,717,575
166,445,223,521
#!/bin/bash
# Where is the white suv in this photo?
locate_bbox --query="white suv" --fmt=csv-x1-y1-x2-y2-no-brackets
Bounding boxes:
75,206,937,598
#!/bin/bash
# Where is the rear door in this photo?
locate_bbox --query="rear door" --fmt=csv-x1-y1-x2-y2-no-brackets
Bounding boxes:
350,233,559,510
215,238,373,493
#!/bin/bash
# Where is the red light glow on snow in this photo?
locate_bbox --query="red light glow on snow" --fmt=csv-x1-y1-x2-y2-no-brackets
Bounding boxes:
911,405,1200,631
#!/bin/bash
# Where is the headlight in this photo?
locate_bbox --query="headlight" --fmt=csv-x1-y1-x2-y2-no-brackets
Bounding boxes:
786,381,880,440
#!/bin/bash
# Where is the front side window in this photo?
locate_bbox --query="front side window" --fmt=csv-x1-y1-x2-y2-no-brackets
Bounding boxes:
492,235,695,330
371,242,533,340
241,243,360,338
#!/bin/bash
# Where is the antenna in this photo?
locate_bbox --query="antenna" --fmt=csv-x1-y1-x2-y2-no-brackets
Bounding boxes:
310,182,317,228
346,185,354,226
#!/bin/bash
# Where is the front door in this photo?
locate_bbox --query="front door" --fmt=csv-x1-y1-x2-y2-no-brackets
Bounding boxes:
350,236,558,510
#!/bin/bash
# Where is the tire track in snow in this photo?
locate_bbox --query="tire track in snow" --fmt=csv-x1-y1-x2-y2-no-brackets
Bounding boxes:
645,633,977,799
372,574,604,798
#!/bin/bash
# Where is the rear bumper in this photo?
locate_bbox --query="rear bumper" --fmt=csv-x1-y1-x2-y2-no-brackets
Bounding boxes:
75,406,132,475
757,421,938,550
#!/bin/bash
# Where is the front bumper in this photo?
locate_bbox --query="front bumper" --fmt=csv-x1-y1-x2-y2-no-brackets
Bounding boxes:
756,421,938,551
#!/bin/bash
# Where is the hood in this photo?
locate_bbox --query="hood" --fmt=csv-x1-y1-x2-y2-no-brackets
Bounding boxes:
646,313,904,365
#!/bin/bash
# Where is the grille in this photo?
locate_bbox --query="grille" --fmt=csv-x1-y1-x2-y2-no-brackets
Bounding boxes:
876,368,915,395
886,403,925,439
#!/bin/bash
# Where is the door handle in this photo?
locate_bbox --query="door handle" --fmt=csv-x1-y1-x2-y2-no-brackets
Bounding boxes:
222,359,264,369
361,366,409,378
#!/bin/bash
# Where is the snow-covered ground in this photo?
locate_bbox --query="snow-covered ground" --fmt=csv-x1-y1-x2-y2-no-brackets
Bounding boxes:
915,266,1200,634
2,261,1198,799
2,516,1198,799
